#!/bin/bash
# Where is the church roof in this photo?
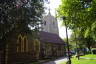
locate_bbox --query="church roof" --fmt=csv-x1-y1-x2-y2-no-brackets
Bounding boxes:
43,12,57,20
39,31,66,45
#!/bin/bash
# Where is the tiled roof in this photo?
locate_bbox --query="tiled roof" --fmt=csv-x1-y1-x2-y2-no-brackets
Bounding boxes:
39,31,66,45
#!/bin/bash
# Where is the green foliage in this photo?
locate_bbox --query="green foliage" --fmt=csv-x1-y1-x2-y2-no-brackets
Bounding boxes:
59,54,96,64
58,0,96,37
58,0,96,49
71,57,96,64
0,0,44,39
0,0,44,50
71,54,96,64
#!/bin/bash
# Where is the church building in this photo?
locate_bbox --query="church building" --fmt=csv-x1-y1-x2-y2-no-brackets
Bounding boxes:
41,12,59,35
0,11,67,64
39,12,67,58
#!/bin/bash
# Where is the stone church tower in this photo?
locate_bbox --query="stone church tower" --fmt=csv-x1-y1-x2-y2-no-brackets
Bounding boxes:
41,12,59,35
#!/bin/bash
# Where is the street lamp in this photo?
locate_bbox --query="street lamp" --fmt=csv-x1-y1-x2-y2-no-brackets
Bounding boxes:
62,16,71,64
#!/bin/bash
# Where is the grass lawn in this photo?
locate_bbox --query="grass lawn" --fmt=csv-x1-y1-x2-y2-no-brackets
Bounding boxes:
59,54,96,64
72,57,96,64
29,54,96,64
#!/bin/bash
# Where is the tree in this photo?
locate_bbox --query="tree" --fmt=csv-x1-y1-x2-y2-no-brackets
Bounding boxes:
0,1,44,62
57,0,96,51
0,0,44,63
0,0,44,42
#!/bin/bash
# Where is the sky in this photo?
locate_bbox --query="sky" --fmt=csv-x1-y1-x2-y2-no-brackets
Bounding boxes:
45,0,72,39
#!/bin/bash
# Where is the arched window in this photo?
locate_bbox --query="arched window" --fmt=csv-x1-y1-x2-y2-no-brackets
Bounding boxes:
34,39,40,58
35,39,40,52
17,34,22,52
23,36,28,52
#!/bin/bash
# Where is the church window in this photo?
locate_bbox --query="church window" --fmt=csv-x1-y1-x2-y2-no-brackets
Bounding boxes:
16,35,28,53
34,39,40,52
23,36,28,52
33,39,40,58
24,37,26,52
17,34,22,52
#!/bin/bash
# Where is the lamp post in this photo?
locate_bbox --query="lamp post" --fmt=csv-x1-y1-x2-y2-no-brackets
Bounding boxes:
62,16,71,64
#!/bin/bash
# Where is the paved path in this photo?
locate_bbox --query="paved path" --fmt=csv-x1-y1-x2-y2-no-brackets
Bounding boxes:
43,57,68,64
80,57,96,60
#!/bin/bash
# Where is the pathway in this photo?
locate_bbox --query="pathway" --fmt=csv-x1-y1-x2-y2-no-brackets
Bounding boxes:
80,57,96,60
43,57,68,64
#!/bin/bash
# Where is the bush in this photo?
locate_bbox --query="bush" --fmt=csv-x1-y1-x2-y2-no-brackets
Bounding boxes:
92,49,96,54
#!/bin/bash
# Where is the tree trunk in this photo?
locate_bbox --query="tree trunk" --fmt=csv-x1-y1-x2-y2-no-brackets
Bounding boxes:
88,46,91,54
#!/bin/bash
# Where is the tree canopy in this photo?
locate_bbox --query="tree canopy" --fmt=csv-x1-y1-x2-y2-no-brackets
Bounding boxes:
58,0,96,50
58,0,96,39
0,0,44,40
